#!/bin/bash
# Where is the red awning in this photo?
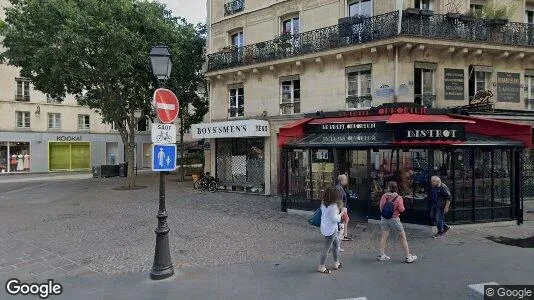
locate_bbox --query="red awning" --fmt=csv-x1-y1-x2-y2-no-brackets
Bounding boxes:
278,118,314,147
387,114,475,124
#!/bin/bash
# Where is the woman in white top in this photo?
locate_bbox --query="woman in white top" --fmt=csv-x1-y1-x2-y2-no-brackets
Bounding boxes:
318,187,342,274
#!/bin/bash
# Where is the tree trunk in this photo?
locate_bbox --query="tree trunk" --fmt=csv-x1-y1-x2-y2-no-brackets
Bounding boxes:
125,113,136,188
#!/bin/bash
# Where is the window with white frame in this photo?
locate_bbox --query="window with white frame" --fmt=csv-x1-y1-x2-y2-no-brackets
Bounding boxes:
282,16,300,34
525,74,534,109
78,115,90,130
347,66,372,109
470,4,483,14
474,71,491,92
348,0,372,17
231,31,244,48
48,113,61,129
414,64,436,107
16,111,30,128
280,77,300,115
15,79,30,101
228,86,244,118
415,0,434,10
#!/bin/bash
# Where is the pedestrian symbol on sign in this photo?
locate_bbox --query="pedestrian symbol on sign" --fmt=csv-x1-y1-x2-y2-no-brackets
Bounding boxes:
152,144,177,172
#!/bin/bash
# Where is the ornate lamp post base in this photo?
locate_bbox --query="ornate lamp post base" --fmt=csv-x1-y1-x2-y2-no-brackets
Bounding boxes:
150,172,174,280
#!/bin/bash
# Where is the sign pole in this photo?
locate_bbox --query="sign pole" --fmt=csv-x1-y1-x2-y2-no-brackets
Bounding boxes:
150,170,174,280
150,87,179,281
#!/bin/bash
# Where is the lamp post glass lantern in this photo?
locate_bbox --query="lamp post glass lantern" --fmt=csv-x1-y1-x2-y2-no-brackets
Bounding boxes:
150,44,173,82
149,43,174,280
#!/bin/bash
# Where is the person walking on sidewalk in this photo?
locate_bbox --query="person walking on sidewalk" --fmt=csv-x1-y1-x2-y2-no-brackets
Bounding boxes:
336,174,353,242
430,176,452,238
378,181,417,263
318,187,343,274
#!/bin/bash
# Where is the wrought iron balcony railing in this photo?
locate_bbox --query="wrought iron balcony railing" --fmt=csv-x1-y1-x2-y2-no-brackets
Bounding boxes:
208,10,534,72
346,95,373,108
224,0,244,16
401,12,534,47
207,12,399,72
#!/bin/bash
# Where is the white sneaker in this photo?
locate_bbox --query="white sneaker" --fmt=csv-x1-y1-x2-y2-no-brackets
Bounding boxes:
377,254,391,261
405,254,418,263
338,247,345,252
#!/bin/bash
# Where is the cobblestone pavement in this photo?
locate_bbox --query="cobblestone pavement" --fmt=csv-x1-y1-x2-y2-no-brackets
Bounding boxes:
0,173,532,283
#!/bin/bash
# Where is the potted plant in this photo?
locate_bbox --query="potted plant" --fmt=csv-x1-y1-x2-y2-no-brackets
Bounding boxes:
460,9,480,23
482,2,516,26
274,31,292,49
445,0,461,19
219,45,235,53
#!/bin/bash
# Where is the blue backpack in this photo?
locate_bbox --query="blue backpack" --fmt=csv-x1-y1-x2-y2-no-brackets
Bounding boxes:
309,208,322,227
381,196,399,219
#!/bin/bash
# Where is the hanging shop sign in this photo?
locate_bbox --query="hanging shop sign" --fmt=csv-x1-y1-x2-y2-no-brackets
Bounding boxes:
191,119,270,139
394,124,466,141
497,72,520,103
444,68,465,100
306,122,387,133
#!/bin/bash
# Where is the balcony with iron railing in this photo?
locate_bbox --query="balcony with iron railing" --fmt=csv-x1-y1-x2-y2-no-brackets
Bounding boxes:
207,10,534,73
207,12,399,72
224,0,244,16
401,12,534,47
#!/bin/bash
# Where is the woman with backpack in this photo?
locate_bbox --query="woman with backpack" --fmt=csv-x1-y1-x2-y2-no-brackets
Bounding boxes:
317,187,343,274
377,181,417,263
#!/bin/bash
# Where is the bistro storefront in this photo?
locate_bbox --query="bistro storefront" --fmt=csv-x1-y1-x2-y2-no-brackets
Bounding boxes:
279,104,532,225
192,119,270,194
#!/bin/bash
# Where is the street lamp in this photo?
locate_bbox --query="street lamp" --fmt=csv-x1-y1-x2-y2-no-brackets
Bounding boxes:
149,44,174,280
150,44,173,83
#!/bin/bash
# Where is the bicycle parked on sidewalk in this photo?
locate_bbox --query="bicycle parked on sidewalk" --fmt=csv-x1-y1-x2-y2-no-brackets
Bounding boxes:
193,172,219,193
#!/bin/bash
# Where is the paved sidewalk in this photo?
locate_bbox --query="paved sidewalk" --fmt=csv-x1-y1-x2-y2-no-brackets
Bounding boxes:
4,239,532,300
0,172,92,184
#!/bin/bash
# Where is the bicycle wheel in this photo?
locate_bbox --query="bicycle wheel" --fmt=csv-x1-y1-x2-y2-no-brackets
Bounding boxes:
194,178,203,190
200,177,209,190
208,181,218,193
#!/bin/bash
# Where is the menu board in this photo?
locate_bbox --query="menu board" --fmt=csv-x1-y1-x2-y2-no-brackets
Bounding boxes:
497,72,520,103
444,68,465,100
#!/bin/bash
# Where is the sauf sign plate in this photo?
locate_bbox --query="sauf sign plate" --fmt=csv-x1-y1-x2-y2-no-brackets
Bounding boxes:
191,120,270,139
151,123,177,144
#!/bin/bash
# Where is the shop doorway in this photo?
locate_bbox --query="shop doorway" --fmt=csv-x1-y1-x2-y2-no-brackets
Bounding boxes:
49,142,90,171
346,150,370,221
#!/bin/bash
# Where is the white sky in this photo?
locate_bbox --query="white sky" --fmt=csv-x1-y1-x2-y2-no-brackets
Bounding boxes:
158,0,207,24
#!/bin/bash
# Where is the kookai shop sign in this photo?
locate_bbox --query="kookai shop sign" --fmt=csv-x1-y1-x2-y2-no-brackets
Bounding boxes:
395,124,466,141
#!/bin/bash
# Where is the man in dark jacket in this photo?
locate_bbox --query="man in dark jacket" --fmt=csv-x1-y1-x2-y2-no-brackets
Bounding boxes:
430,176,452,238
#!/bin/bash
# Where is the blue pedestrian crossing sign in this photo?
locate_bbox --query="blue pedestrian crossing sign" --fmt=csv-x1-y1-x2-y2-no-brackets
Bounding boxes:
152,144,177,172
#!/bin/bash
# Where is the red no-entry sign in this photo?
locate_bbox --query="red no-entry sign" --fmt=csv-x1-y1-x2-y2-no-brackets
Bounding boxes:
153,88,179,124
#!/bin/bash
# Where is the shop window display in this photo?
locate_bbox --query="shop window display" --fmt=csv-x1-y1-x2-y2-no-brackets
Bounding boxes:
0,142,30,173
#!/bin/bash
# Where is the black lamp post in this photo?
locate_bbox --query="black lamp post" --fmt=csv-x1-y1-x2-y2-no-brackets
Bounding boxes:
149,44,174,280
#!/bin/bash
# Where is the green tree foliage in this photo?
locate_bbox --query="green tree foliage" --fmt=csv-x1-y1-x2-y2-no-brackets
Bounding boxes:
1,0,207,187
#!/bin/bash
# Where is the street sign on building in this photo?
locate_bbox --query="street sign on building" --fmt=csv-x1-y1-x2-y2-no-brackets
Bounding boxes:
151,123,177,144
153,88,179,124
152,144,177,172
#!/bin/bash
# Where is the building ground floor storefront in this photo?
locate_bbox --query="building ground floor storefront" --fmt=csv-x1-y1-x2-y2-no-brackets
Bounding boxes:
0,132,151,173
278,104,532,225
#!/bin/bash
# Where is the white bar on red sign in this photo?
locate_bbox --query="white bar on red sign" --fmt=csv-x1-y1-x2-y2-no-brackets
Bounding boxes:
156,103,176,110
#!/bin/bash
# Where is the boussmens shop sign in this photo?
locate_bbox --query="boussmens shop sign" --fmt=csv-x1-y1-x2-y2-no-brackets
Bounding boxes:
394,124,466,141
191,119,270,139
